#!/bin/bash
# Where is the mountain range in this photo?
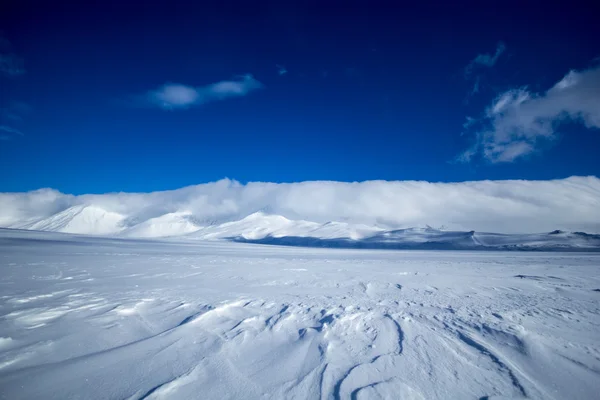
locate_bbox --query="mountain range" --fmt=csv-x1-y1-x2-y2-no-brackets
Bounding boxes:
4,204,600,251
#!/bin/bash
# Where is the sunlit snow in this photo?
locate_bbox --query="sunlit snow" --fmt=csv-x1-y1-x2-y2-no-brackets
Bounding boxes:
1,229,599,399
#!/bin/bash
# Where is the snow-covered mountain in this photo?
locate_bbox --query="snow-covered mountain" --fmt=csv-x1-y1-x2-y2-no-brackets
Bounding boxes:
12,205,125,235
187,212,384,240
7,208,384,241
238,226,600,251
118,212,202,238
2,177,600,234
3,204,600,250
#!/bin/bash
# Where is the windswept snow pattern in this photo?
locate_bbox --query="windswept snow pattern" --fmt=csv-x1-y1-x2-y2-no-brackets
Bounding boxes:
1,229,599,399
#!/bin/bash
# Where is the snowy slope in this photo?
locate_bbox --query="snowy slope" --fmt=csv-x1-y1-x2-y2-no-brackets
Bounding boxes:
1,229,599,399
0,183,598,250
5,206,386,241
119,212,201,238
11,205,125,235
190,212,319,240
3,205,600,250
187,212,384,240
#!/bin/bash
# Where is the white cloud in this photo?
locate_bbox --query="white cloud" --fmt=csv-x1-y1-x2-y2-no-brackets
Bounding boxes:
463,43,506,101
0,36,27,139
0,103,28,141
1,177,599,234
1,102,29,122
468,76,481,96
465,42,506,77
151,84,199,108
460,64,600,163
0,125,23,136
0,54,24,77
0,53,25,77
147,74,263,110
0,125,24,141
276,64,287,76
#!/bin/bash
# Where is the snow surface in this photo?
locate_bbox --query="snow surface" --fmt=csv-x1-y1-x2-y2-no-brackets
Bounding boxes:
1,229,599,399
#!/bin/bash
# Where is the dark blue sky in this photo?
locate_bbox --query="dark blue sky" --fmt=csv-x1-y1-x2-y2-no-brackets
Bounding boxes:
1,0,599,194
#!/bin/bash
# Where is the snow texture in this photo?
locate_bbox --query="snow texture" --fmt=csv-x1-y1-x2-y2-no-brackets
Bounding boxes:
1,229,599,399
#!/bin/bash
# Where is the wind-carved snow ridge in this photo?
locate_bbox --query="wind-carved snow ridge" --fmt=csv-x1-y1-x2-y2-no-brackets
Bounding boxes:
1,230,599,399
1,176,600,237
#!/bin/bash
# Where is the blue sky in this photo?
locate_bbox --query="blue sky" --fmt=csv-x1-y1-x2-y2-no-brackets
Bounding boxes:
1,0,599,194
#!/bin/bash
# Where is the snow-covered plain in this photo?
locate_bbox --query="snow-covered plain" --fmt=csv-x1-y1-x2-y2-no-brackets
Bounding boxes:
1,229,599,399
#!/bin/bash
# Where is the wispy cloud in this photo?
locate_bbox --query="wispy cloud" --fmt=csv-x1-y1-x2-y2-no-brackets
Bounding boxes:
0,125,24,140
463,42,506,101
1,102,30,122
459,63,600,163
145,74,263,110
468,76,481,96
0,35,27,141
276,64,287,76
0,36,25,77
465,42,506,77
0,103,29,141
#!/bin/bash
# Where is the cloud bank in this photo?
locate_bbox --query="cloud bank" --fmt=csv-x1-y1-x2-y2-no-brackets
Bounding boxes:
1,177,599,234
460,64,600,163
146,74,263,110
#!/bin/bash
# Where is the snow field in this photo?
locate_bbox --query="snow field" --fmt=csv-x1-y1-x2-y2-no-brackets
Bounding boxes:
0,230,599,399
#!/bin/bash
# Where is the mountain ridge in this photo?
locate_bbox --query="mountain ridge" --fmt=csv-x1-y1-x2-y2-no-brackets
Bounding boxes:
4,205,600,251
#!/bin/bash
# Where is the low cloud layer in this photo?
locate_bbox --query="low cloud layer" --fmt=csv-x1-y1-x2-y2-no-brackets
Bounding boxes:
460,64,600,163
146,74,263,110
1,177,599,234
